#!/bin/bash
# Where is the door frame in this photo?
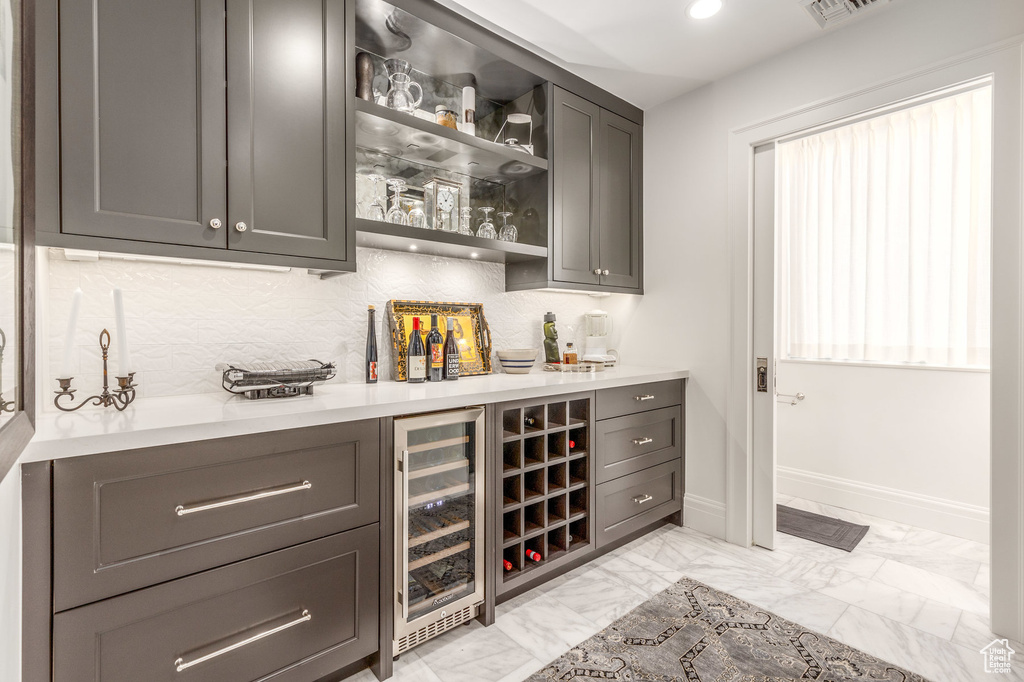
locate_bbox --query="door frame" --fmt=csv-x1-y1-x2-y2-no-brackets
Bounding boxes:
725,37,1024,641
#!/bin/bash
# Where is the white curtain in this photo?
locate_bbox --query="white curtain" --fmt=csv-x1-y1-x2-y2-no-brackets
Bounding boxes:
778,86,992,368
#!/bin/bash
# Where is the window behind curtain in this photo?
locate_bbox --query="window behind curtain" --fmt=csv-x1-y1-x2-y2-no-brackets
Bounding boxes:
777,86,992,369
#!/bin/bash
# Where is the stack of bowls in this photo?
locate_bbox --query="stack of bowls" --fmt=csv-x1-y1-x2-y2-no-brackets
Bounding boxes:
496,349,539,374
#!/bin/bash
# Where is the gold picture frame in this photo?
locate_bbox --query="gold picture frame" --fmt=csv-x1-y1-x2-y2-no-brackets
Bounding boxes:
386,300,493,381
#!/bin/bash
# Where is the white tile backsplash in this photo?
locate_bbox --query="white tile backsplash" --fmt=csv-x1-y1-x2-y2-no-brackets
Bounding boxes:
43,247,639,406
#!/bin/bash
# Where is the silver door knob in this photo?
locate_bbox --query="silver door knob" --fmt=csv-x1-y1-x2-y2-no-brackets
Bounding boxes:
593,268,601,275
602,269,610,276
235,222,248,232
209,218,222,230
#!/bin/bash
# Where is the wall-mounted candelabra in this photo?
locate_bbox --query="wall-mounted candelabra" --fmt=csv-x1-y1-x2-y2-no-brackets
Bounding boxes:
54,329,137,412
0,328,14,413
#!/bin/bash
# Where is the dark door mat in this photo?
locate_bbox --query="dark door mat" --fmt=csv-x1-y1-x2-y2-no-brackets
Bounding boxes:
777,504,869,552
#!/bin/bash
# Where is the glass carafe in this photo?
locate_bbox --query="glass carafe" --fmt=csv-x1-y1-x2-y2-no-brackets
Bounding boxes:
384,59,423,114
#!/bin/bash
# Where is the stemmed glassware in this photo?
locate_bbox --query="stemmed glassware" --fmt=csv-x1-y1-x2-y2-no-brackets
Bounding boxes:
497,212,517,242
406,199,428,229
365,174,387,222
458,207,474,236
385,178,409,225
477,207,497,239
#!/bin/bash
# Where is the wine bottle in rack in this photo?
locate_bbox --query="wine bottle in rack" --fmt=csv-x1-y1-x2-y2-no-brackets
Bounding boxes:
526,549,542,562
503,559,513,571
365,305,378,384
443,316,460,380
426,314,444,382
407,317,427,383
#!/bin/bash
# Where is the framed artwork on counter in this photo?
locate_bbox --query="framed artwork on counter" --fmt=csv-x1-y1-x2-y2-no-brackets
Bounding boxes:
386,300,492,381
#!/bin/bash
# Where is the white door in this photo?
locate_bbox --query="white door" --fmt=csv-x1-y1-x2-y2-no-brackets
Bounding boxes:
752,144,777,550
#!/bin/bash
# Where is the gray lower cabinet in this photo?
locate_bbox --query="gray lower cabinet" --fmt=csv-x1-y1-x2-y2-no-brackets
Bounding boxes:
51,0,352,268
53,526,379,682
596,460,682,547
550,86,642,292
596,406,683,484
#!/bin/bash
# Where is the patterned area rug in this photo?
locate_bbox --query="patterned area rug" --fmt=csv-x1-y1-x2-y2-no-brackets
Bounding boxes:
527,577,931,681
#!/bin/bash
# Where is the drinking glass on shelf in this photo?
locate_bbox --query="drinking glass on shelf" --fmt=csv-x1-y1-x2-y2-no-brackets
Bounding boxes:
385,179,409,226
406,200,428,229
477,207,497,239
366,174,387,222
458,207,474,236
497,212,518,243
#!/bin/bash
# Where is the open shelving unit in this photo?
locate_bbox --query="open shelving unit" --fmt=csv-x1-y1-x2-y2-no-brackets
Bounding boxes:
496,396,594,594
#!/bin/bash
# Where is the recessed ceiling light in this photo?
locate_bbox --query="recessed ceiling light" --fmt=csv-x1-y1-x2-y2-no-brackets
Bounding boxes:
687,0,722,19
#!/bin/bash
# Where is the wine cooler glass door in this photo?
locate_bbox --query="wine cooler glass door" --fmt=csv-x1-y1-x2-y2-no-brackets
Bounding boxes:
396,408,485,635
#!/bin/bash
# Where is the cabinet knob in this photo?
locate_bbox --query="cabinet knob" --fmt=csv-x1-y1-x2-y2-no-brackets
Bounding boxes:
235,222,248,232
602,269,610,276
593,268,601,275
208,218,222,230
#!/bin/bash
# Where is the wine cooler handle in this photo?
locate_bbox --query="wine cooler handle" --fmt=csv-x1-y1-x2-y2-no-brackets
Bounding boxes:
174,609,310,672
399,449,410,622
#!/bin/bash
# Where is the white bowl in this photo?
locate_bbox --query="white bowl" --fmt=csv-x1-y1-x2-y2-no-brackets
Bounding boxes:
497,349,539,374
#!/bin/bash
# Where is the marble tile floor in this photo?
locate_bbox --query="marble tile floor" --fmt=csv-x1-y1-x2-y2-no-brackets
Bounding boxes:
347,496,1018,682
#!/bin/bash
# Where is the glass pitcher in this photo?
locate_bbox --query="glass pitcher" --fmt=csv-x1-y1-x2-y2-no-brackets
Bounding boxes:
384,59,423,114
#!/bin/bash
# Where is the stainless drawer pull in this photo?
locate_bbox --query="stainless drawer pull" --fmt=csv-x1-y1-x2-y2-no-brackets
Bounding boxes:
633,494,654,505
175,480,312,516
632,437,654,446
174,609,311,672
634,394,655,401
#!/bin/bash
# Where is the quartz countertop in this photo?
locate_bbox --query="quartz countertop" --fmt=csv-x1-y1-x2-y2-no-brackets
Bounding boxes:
23,365,688,462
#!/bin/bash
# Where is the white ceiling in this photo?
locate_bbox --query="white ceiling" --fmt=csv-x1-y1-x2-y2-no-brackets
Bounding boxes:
437,0,857,110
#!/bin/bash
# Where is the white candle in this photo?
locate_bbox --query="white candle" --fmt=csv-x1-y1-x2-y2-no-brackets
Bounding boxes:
112,288,132,376
59,288,82,378
462,86,476,136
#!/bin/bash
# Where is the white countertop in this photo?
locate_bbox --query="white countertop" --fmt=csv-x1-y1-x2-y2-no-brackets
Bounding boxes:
24,365,688,462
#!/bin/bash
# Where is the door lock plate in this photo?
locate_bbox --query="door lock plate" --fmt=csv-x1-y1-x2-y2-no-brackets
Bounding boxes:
756,357,768,392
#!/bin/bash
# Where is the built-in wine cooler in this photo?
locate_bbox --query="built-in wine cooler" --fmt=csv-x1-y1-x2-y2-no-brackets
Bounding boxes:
394,408,485,654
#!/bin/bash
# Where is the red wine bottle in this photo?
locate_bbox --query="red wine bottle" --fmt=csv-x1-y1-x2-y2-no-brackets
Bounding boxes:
443,316,460,380
407,317,427,383
526,549,542,562
503,559,513,571
426,314,444,382
365,305,378,384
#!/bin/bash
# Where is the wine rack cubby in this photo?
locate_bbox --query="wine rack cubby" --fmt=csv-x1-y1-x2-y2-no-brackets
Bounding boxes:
496,394,595,594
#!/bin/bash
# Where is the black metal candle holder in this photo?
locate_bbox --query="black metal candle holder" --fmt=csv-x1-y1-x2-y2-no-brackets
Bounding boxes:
0,328,14,413
54,329,137,412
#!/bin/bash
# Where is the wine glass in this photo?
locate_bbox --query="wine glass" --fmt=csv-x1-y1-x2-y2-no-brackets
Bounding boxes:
477,207,497,239
406,199,428,229
365,174,387,222
458,207,474,236
385,179,409,225
497,212,518,242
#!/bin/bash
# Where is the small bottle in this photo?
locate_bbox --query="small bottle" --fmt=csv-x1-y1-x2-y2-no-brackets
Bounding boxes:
426,314,445,382
365,305,378,384
443,316,460,380
563,342,578,365
407,317,427,383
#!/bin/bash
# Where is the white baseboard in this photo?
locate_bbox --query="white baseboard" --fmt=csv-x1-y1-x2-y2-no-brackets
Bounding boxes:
777,466,989,543
683,493,727,539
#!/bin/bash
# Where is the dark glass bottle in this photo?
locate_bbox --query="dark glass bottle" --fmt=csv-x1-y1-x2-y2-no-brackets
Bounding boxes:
443,316,460,380
407,317,427,383
365,305,378,384
426,313,444,382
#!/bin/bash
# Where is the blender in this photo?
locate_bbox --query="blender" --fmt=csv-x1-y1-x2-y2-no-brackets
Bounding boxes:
582,310,618,366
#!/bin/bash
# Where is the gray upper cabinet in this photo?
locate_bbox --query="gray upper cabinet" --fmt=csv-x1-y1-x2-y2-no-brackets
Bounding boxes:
59,0,227,249
549,86,642,292
226,0,350,262
50,0,352,269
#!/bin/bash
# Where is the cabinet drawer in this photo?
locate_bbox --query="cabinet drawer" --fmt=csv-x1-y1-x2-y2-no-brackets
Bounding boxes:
54,420,379,611
596,460,682,548
596,380,682,419
54,526,379,682
596,406,681,484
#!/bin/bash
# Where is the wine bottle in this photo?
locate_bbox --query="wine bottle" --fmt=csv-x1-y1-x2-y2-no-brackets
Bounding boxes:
365,305,378,384
443,316,460,380
502,559,513,571
407,317,427,383
525,549,542,562
426,314,444,382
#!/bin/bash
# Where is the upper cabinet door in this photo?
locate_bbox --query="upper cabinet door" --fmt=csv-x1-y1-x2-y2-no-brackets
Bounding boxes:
59,0,227,248
552,87,601,286
226,0,351,263
598,109,641,290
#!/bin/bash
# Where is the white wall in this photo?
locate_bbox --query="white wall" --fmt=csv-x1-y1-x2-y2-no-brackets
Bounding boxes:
777,362,990,541
41,248,641,403
629,0,1024,538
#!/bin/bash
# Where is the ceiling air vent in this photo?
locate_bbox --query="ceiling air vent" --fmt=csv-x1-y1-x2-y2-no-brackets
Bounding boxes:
800,0,890,29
